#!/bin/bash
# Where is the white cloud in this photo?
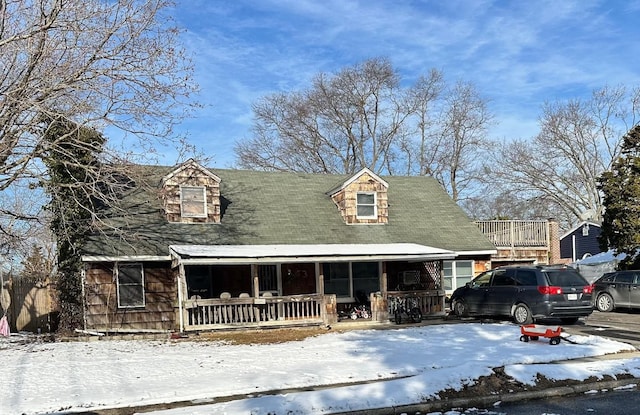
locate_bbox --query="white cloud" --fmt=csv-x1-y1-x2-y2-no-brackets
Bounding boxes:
168,0,640,166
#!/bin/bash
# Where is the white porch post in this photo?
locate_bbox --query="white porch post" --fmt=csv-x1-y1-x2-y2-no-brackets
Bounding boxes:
381,262,387,295
316,262,324,294
251,264,259,297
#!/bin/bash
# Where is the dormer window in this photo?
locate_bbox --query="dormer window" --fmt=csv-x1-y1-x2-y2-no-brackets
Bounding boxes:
327,168,388,225
356,192,377,218
181,186,207,218
162,159,221,223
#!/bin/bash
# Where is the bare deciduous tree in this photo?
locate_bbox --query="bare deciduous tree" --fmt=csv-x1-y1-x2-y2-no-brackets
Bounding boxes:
237,57,409,174
236,59,494,205
432,81,493,203
485,85,640,226
0,183,47,257
0,0,198,246
400,69,445,176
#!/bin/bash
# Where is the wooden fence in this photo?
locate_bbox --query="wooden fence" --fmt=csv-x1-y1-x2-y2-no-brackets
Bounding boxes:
2,278,55,333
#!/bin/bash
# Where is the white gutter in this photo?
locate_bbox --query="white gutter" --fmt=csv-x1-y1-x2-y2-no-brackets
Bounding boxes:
454,250,497,256
175,253,456,265
168,243,457,265
81,255,171,262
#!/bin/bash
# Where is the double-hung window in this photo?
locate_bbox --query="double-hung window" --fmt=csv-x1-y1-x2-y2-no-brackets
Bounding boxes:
356,192,376,218
181,186,207,218
116,263,145,308
443,260,474,294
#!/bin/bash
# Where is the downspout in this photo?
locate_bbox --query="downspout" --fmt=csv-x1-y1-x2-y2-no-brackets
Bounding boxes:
177,263,185,333
81,264,87,331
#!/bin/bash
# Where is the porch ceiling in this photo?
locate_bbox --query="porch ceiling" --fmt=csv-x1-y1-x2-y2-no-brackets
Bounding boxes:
169,243,456,264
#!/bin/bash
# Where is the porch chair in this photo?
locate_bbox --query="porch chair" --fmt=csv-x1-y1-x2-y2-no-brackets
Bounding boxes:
219,292,232,323
238,293,251,322
261,291,275,320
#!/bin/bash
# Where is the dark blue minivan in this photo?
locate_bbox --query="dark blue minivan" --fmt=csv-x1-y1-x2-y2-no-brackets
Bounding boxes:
450,265,593,324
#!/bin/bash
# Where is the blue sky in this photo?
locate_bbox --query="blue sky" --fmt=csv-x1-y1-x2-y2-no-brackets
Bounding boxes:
169,0,640,168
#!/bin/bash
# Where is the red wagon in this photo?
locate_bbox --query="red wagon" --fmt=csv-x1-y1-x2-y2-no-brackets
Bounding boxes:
519,324,563,345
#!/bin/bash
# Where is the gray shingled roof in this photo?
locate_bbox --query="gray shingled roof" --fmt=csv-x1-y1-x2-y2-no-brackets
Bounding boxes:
82,167,495,257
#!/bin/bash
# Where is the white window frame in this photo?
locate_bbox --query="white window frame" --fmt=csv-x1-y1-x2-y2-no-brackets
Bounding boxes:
356,192,377,219
180,186,207,218
443,260,474,297
116,263,145,308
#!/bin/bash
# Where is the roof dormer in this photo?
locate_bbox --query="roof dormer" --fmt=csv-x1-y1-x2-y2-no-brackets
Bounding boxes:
161,159,221,224
327,168,389,225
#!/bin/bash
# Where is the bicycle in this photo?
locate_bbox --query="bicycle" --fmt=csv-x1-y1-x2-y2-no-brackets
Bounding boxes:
391,296,422,324
349,304,370,320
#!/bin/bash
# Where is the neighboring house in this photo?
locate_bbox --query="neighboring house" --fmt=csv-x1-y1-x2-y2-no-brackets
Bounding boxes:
80,160,496,333
560,221,603,262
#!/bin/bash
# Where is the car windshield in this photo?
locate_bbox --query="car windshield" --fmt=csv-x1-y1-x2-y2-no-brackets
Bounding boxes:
543,269,586,286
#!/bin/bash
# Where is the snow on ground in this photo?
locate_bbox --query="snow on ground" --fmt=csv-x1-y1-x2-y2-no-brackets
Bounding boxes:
1,322,639,415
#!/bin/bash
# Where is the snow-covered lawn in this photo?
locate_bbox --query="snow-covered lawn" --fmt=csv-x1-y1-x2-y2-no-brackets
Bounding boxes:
2,322,640,415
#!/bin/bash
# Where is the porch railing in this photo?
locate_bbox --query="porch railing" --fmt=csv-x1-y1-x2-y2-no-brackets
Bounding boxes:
183,293,325,330
386,290,446,317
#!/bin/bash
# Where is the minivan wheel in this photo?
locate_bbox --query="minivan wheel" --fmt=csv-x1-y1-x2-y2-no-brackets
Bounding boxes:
453,300,468,317
513,304,533,325
596,293,614,312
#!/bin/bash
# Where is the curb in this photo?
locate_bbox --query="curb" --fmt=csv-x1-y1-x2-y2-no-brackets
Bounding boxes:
88,372,640,415
333,378,640,415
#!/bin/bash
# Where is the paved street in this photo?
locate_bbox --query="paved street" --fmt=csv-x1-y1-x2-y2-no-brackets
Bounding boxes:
494,388,640,415
566,309,640,348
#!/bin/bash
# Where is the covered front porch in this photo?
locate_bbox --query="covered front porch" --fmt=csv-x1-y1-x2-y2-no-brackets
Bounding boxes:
171,244,454,332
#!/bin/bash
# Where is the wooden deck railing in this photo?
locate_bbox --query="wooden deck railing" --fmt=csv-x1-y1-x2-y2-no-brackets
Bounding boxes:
475,220,549,248
183,294,325,330
386,290,446,317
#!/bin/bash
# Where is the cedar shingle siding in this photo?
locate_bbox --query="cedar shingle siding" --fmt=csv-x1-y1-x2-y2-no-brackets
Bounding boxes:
84,262,175,331
161,162,221,224
330,171,389,225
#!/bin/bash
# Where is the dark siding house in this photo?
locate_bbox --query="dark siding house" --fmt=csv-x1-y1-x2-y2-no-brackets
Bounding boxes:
79,160,496,333
560,221,603,262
